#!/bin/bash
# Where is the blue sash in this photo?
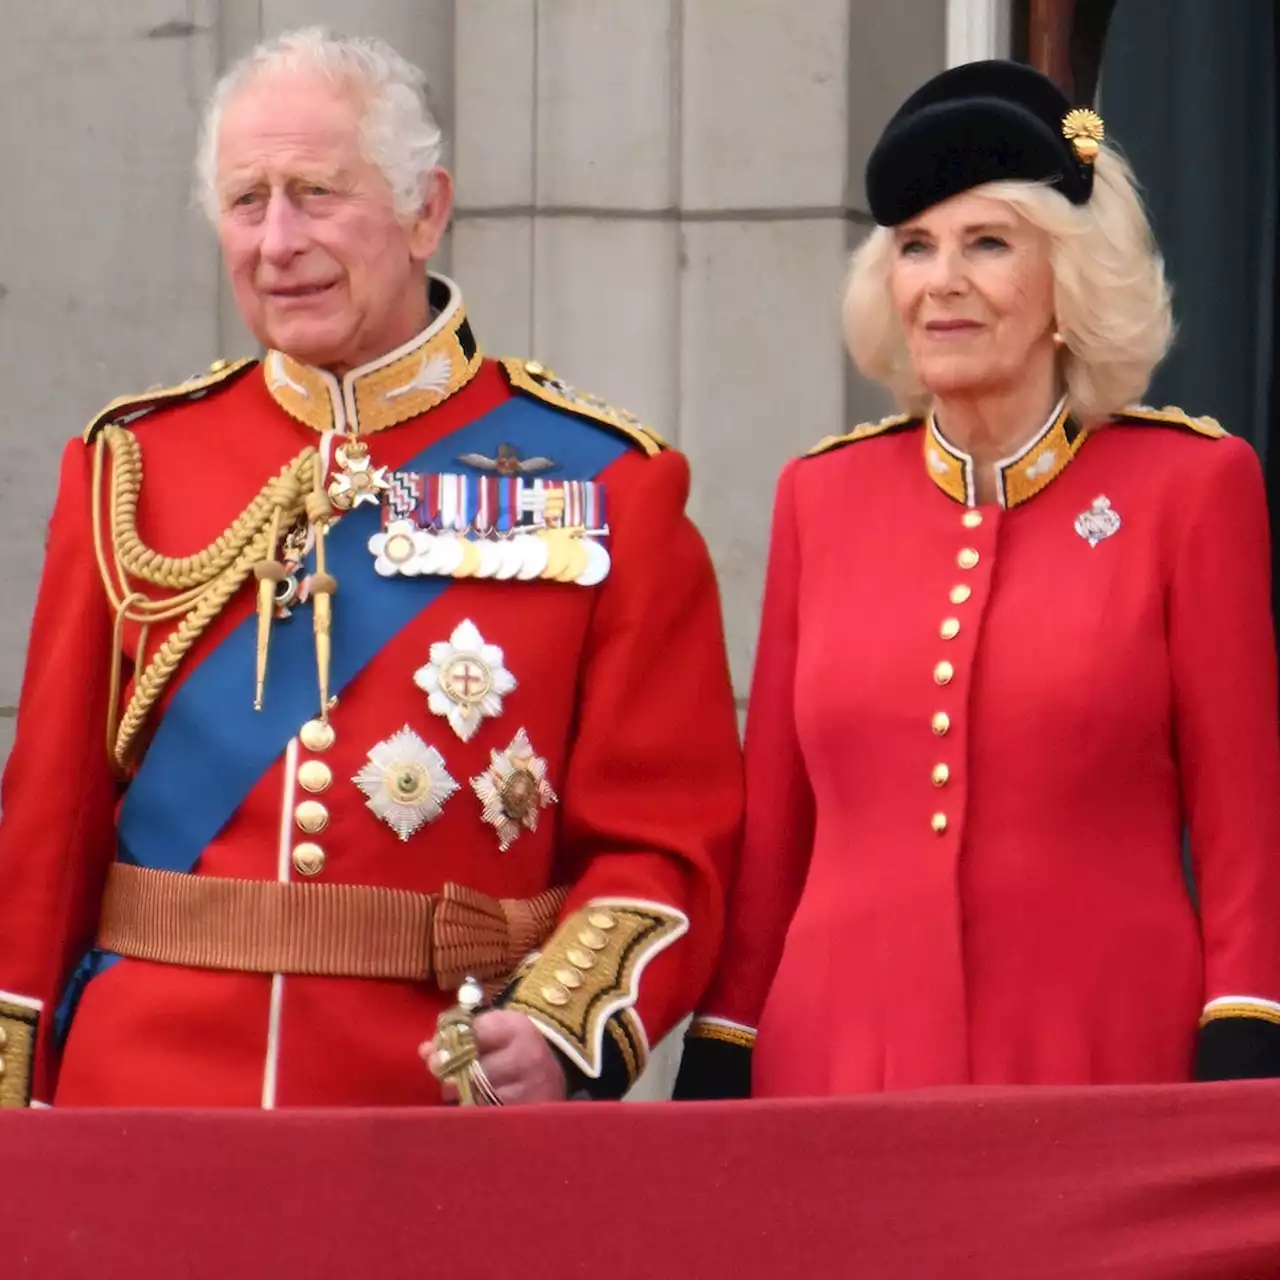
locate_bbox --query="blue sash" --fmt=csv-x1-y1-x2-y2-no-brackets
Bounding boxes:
56,395,631,1041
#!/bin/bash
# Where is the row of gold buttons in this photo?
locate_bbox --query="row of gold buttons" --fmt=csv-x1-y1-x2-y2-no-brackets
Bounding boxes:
293,718,337,876
540,911,619,1007
931,509,983,835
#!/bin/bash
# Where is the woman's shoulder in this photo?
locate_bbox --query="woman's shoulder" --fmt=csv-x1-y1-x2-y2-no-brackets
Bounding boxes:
1098,403,1261,499
1106,403,1227,441
803,412,922,460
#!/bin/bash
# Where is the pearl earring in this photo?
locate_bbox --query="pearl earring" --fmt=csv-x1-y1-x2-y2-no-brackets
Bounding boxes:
1052,330,1067,348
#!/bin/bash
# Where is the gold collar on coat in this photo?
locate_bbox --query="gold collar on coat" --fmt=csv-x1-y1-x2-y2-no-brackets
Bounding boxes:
922,396,1087,508
263,273,484,436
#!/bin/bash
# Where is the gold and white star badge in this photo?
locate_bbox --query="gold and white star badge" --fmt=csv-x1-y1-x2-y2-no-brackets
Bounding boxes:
471,728,557,852
414,619,517,742
353,725,459,841
329,439,390,510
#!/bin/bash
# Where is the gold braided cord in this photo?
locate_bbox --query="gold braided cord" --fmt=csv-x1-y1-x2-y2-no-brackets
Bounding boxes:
90,425,319,768
112,522,275,765
100,426,310,592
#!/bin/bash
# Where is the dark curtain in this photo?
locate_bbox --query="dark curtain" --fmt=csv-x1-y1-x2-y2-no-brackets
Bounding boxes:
1097,2,1277,460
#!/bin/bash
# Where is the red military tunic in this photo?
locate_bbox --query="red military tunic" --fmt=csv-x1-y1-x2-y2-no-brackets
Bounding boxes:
0,276,742,1107
680,400,1280,1096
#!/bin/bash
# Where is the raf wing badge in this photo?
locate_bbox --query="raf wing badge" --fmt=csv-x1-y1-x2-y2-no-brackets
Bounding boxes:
368,470,611,587
456,443,557,476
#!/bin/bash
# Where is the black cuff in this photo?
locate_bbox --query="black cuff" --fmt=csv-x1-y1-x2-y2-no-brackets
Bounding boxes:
1195,1016,1280,1081
672,1035,752,1100
547,1033,635,1101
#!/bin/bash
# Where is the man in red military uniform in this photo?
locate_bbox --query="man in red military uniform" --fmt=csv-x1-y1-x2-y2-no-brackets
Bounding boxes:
0,27,741,1109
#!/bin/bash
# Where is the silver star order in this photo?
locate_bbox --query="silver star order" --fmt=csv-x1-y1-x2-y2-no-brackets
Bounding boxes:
470,728,557,852
414,619,517,742
353,726,459,841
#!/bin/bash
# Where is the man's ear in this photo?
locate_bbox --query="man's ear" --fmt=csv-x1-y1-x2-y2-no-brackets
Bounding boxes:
408,166,453,263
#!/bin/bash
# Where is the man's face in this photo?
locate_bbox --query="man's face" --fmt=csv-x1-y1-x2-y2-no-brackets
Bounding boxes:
215,69,451,372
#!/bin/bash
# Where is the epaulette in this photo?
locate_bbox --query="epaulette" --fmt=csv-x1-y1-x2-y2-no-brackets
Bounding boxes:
804,413,920,458
499,357,667,457
82,357,258,444
1113,403,1226,439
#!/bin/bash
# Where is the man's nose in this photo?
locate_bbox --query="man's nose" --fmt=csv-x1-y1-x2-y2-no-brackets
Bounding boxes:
259,191,306,262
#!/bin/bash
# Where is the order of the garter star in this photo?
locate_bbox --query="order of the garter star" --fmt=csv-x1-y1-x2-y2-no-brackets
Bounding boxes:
414,619,517,743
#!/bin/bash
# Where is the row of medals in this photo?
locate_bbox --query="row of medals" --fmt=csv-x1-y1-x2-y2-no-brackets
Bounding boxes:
374,521,611,586
334,436,613,587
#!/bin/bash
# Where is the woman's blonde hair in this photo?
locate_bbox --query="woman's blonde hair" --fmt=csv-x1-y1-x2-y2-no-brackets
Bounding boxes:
842,145,1173,423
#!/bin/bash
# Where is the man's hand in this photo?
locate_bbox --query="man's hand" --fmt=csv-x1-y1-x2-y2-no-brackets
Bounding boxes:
421,1010,569,1105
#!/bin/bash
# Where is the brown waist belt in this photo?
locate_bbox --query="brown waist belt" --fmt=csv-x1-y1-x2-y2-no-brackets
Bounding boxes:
97,862,567,987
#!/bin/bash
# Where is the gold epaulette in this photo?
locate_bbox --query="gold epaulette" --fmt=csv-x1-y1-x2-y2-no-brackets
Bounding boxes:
499,357,667,457
1113,403,1226,439
805,413,919,458
82,357,258,444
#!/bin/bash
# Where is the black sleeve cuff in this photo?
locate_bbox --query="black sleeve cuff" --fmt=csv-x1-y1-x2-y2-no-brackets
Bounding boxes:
672,1035,752,1100
547,1032,635,1101
1195,1016,1280,1081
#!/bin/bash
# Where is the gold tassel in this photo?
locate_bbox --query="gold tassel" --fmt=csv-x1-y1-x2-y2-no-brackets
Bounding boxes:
252,506,286,711
305,484,337,725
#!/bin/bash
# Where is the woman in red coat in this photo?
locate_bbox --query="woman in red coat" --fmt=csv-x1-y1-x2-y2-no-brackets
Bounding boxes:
676,60,1280,1098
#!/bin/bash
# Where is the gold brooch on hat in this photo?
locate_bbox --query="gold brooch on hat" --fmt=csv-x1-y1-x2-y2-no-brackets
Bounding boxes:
1062,108,1105,164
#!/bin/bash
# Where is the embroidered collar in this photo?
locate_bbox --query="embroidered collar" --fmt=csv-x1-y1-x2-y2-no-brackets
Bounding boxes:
923,396,1088,508
264,273,483,436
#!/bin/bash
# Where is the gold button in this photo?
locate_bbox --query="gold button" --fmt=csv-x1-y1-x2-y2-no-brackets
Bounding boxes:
579,928,609,951
932,711,950,736
950,584,972,605
957,548,980,570
0,1056,6,1078
934,661,954,686
932,763,950,787
940,618,960,641
542,984,570,1007
566,947,596,970
294,800,330,835
0,1026,7,1050
292,842,326,876
962,510,983,529
931,813,948,834
299,719,336,753
209,358,229,373
556,968,583,990
588,911,617,931
297,760,333,794
525,360,547,377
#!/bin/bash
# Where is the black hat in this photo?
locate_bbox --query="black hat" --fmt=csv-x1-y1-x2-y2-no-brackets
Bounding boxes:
865,60,1103,226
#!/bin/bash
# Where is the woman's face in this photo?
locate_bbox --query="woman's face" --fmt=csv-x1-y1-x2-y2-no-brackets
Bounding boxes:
889,191,1057,403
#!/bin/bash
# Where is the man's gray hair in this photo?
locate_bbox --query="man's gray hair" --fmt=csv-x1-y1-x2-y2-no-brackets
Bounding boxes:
196,27,444,222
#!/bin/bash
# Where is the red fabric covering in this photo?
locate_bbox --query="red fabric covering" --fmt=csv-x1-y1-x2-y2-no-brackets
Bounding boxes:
4,1084,1280,1278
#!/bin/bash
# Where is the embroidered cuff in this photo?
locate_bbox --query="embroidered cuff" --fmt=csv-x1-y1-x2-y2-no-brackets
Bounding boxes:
0,992,42,1109
673,1016,755,1100
503,899,687,1086
1196,997,1280,1081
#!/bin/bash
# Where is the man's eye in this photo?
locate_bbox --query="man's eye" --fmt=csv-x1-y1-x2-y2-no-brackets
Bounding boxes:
230,191,259,208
